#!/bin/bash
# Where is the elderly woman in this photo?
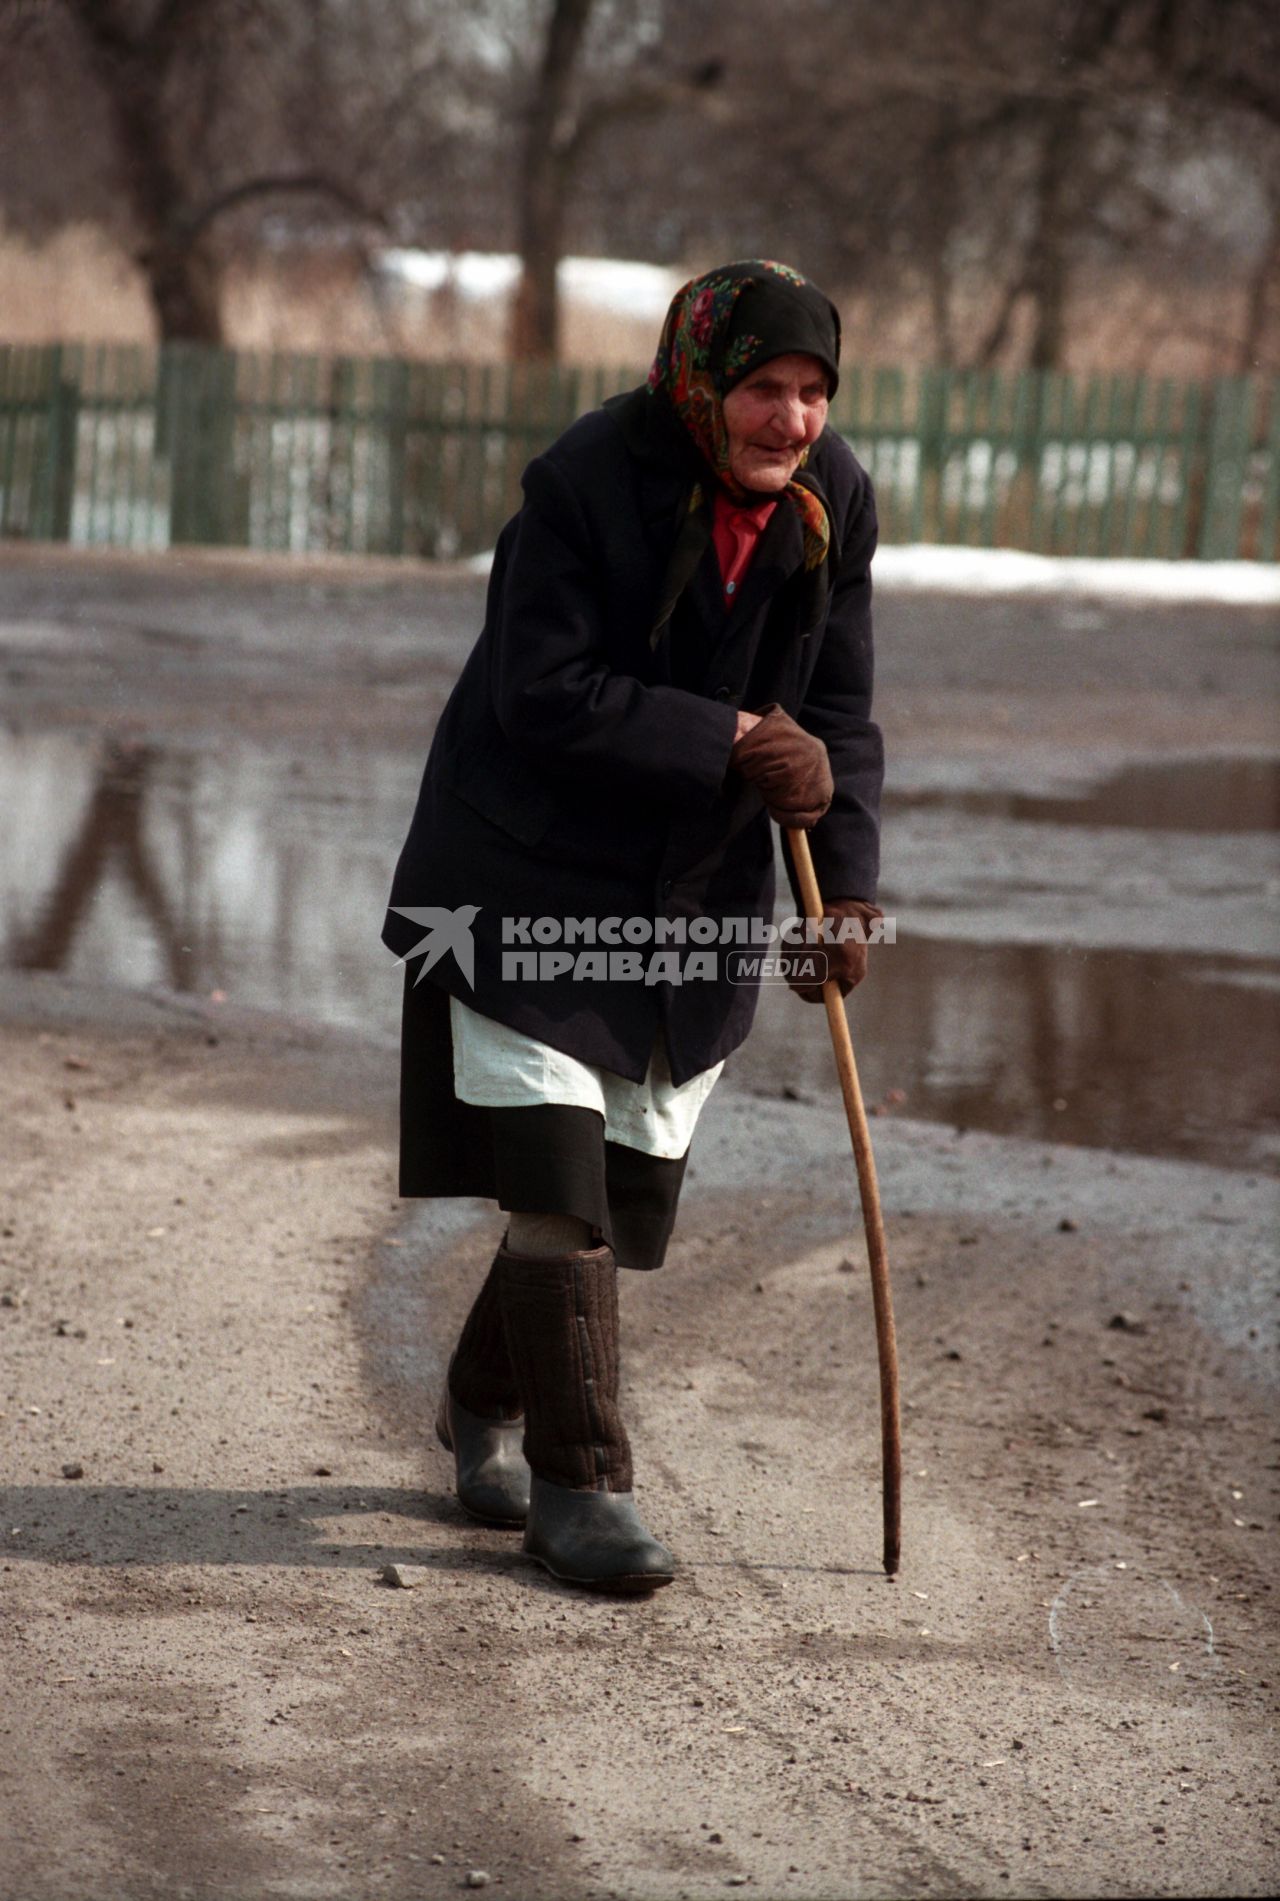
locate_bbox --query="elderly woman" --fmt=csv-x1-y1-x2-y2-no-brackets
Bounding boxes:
382,259,883,1594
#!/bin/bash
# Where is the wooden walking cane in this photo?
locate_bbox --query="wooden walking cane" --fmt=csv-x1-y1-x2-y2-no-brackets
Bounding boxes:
786,827,902,1576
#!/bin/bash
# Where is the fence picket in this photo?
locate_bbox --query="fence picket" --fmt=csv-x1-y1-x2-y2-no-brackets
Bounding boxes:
1255,381,1280,562
1169,380,1203,559
1200,379,1256,560
1077,374,1104,556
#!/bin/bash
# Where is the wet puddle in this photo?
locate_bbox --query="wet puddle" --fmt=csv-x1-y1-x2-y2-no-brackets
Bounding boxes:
738,937,1278,1170
2,731,1276,1172
886,754,1280,833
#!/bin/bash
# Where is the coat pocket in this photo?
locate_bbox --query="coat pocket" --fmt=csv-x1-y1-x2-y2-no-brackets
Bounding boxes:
437,747,559,850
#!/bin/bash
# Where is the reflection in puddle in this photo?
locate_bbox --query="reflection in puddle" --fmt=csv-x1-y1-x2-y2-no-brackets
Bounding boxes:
2,729,418,1029
2,729,1276,1172
889,754,1280,833
9,740,188,984
737,937,1278,1171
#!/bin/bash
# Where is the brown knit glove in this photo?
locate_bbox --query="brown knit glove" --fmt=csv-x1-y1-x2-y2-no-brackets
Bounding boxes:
786,897,883,1002
730,704,833,830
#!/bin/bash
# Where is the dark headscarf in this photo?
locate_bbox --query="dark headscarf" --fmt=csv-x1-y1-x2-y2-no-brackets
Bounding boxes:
646,259,842,574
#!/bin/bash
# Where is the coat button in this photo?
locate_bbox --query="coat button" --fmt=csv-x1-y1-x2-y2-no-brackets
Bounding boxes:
714,685,733,701
661,879,673,898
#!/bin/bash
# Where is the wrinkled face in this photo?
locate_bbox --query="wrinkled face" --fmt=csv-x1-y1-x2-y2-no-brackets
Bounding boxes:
721,352,830,493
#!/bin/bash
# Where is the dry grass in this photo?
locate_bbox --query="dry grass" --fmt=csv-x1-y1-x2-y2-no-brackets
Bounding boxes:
0,224,1271,378
0,224,153,344
0,227,663,366
841,268,1275,379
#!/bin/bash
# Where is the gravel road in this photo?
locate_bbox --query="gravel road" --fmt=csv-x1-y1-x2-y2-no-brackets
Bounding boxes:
1,547,1276,1899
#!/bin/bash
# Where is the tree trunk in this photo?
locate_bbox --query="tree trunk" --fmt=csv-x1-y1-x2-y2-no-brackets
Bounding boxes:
140,231,224,344
923,112,960,365
510,0,594,363
510,168,569,364
64,0,224,344
1237,192,1279,373
102,49,225,344
1024,107,1079,371
1021,0,1136,373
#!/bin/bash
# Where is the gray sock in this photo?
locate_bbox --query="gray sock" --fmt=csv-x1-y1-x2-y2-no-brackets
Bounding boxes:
506,1211,594,1258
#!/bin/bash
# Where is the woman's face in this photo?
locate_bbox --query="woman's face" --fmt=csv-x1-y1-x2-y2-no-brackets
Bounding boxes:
721,352,830,492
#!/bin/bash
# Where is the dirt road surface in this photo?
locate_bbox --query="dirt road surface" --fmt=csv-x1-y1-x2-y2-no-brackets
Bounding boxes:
1,548,1277,1899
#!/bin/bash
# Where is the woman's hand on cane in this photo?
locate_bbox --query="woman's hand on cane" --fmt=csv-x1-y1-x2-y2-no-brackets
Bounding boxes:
787,896,883,1002
730,704,833,829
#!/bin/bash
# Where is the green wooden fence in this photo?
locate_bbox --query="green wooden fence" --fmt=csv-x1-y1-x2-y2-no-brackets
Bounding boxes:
1,341,1277,561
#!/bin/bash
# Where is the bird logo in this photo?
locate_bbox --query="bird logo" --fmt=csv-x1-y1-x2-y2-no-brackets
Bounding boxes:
391,905,481,989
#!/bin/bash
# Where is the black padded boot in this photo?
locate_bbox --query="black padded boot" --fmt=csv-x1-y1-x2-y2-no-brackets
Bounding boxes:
436,1254,530,1526
522,1476,676,1594
435,1386,530,1527
497,1241,676,1593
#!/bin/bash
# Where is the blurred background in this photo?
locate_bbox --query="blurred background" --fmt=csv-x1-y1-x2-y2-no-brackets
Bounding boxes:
2,0,1278,373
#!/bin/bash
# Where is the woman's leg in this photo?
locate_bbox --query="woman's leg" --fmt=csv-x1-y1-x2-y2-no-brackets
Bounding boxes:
506,1213,594,1257
436,1247,529,1527
435,1217,601,1526
496,1218,675,1593
446,1250,521,1420
500,1221,630,1492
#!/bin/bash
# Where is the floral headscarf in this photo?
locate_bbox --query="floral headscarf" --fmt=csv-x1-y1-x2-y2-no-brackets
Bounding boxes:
647,260,841,573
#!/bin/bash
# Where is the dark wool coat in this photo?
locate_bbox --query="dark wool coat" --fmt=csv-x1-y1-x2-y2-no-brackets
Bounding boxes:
382,387,884,1104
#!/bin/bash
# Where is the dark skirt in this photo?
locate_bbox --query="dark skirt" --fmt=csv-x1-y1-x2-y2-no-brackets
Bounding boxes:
398,971,689,1270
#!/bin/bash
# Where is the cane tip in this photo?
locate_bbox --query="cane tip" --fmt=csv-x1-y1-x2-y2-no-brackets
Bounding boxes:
883,1550,900,1578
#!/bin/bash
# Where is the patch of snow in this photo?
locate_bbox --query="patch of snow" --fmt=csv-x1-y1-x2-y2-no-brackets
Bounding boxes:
466,541,1279,599
377,251,682,317
873,544,1280,604
379,250,519,299
560,257,682,317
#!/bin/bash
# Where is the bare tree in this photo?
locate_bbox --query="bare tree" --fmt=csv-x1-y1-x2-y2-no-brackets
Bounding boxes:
506,0,724,360
63,0,232,340
2,0,1276,371
510,0,595,362
0,0,389,341
718,0,1279,370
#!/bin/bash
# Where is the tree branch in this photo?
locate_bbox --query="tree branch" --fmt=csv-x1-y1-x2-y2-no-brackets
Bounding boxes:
58,0,138,64
974,269,1031,368
565,60,723,161
179,172,387,246
149,0,209,64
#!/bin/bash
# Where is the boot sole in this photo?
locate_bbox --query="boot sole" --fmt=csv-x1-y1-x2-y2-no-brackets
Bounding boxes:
459,1499,528,1529
527,1550,676,1595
